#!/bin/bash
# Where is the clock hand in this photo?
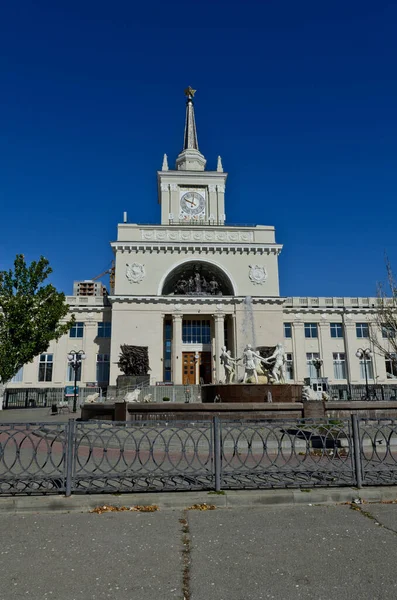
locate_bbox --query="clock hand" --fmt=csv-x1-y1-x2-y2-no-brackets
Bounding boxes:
185,199,195,206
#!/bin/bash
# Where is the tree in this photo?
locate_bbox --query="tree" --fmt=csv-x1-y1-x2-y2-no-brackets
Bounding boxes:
369,259,397,380
0,254,74,383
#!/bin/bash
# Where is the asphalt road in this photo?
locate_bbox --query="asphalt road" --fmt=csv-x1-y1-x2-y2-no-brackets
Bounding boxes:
1,503,397,600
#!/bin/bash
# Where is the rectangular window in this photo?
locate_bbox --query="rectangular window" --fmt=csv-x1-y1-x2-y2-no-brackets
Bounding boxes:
385,354,397,379
69,322,84,338
163,319,172,382
38,354,53,382
356,323,369,338
304,323,318,338
285,353,294,381
333,352,346,379
382,324,396,339
182,320,211,344
330,323,343,338
11,366,24,383
359,358,374,381
96,354,110,384
97,322,112,338
284,323,292,338
306,352,320,378
67,362,81,382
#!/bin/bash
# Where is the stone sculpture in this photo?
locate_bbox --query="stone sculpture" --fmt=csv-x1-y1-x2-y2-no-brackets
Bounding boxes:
240,344,268,384
220,347,240,383
262,343,286,384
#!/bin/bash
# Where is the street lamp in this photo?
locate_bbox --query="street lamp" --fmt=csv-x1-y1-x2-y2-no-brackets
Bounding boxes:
356,348,372,399
67,350,86,412
312,358,323,379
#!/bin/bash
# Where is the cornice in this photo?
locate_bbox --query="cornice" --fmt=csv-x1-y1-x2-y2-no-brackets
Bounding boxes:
108,295,285,306
110,242,282,256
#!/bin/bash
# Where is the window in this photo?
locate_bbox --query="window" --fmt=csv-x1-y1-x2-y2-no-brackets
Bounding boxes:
96,354,110,384
38,354,53,382
163,319,172,382
385,354,397,379
97,322,111,338
356,323,369,338
333,352,346,380
11,366,24,383
304,323,318,338
330,323,343,338
70,322,84,338
285,353,294,381
306,352,320,378
182,320,211,344
284,323,292,338
382,324,396,339
67,362,81,382
359,357,374,381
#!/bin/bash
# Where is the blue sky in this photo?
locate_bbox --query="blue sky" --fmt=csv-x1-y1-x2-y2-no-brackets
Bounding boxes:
0,1,396,297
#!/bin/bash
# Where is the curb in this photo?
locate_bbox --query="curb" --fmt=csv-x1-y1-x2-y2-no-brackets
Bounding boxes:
1,487,397,514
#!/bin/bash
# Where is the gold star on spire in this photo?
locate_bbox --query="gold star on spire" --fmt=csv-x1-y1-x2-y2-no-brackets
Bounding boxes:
184,86,196,98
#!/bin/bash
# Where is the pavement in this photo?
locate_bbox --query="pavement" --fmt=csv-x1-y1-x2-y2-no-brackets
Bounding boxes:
0,407,80,423
1,500,397,599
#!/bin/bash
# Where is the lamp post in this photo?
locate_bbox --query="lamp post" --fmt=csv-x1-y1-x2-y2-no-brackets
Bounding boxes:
356,348,372,399
312,358,323,379
67,350,86,412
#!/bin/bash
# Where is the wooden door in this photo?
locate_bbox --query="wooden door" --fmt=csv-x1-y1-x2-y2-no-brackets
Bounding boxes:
182,352,196,385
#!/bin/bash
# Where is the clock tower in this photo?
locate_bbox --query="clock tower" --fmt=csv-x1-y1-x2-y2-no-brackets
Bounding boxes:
157,87,228,225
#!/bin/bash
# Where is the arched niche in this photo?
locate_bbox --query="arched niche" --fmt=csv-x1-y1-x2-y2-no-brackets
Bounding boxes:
161,260,235,296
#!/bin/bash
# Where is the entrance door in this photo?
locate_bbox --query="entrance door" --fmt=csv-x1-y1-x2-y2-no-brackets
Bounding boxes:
182,352,196,385
199,352,212,384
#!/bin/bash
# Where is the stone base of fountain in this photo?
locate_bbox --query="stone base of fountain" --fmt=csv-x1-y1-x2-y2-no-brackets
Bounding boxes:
201,383,303,404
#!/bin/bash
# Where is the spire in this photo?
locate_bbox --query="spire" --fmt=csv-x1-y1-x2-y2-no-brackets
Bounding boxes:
162,153,169,171
183,86,199,150
217,156,223,172
176,87,206,171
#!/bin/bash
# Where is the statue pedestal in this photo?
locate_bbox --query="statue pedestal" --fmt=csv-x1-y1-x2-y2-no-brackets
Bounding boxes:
116,375,149,392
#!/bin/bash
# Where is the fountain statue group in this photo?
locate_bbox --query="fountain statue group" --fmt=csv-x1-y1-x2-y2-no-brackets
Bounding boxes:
220,343,286,384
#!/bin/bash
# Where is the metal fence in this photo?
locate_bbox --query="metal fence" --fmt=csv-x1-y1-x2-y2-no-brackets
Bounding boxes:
3,387,101,409
328,384,397,401
1,416,397,496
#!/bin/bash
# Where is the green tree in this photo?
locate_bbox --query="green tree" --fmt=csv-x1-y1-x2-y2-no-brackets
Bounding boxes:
369,259,397,379
0,255,74,383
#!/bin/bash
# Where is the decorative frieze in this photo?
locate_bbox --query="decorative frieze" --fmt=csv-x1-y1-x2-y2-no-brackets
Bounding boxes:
141,229,254,242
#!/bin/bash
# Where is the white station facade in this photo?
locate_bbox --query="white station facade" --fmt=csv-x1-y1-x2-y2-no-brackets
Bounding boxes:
8,89,397,392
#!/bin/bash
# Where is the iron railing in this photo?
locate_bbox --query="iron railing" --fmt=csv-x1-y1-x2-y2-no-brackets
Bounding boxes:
3,387,101,409
1,416,397,496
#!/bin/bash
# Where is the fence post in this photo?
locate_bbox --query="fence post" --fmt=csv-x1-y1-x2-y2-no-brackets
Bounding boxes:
351,414,363,489
213,416,222,492
65,419,76,497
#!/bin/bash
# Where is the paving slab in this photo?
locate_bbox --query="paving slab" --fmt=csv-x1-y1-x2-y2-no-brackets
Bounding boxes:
188,504,397,600
0,511,182,600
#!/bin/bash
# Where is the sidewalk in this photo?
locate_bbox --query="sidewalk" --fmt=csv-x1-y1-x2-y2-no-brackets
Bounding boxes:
1,499,397,599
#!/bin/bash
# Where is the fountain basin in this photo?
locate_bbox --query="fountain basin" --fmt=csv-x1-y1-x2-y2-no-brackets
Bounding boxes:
201,384,303,404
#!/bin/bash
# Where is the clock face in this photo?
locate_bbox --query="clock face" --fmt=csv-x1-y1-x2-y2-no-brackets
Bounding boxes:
180,191,205,218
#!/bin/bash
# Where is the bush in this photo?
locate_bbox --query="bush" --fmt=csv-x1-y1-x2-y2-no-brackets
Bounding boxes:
163,396,170,402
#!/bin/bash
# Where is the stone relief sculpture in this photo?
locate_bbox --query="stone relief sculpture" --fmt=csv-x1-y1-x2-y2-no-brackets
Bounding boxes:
249,264,267,285
118,345,150,376
173,266,223,296
126,263,146,284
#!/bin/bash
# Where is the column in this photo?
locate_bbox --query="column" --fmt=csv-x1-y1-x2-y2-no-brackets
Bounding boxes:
318,322,334,381
292,320,306,383
344,322,361,383
172,315,183,385
214,313,225,383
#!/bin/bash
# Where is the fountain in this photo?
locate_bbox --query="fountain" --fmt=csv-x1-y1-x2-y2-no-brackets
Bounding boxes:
201,342,303,404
